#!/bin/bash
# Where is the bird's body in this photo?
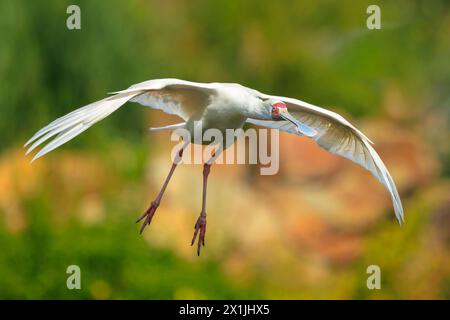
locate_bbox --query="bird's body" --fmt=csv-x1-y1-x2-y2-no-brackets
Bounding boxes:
25,78,404,255
183,85,252,144
136,81,263,146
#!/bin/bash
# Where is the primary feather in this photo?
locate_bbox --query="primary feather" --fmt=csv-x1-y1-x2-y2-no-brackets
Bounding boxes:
246,93,404,224
25,79,216,161
25,92,142,161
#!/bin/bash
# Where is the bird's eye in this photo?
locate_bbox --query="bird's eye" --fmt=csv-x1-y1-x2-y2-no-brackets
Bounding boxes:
271,101,286,119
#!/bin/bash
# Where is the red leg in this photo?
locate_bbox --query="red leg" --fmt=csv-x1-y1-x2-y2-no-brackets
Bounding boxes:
191,162,211,256
136,148,184,234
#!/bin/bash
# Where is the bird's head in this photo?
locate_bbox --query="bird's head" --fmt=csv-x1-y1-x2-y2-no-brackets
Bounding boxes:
259,99,287,120
265,100,299,124
262,99,318,137
269,100,288,120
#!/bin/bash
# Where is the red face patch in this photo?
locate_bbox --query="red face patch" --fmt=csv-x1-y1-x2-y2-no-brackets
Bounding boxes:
271,101,287,119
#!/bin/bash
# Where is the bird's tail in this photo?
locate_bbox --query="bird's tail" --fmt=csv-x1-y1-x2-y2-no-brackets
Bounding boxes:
149,122,186,132
25,91,141,162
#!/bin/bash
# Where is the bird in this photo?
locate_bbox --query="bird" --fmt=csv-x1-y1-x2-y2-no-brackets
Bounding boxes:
25,78,404,255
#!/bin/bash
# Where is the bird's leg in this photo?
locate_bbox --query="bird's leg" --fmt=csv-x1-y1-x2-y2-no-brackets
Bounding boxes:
191,162,211,255
191,151,219,256
136,145,186,234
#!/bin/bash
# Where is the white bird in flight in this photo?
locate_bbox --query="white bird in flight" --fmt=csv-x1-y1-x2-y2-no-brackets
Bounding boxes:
25,78,404,255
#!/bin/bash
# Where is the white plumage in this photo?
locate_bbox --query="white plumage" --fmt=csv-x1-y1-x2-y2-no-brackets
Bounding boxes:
25,78,404,233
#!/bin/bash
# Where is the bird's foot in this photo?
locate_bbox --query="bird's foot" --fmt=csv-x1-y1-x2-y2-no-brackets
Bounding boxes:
191,213,207,256
136,200,160,234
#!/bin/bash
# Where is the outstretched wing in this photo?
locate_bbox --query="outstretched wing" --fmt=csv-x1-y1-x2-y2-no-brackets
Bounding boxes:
25,78,218,161
246,93,404,224
112,78,218,120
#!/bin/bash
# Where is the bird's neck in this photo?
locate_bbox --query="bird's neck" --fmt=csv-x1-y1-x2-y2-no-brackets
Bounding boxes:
245,99,270,120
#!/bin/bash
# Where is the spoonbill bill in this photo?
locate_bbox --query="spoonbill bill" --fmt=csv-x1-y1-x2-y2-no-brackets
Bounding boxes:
25,78,404,255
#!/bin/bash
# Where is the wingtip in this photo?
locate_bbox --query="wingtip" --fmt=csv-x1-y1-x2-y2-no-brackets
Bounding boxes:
31,152,43,163
24,138,34,148
365,136,375,145
395,209,405,227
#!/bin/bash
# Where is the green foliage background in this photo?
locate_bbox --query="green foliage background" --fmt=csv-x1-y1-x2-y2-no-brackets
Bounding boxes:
0,0,449,299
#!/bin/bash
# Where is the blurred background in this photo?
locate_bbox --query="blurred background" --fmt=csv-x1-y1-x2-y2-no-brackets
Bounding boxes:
0,0,449,299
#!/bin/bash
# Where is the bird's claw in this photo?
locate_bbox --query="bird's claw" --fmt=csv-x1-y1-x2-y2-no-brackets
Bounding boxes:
136,200,159,234
191,214,207,256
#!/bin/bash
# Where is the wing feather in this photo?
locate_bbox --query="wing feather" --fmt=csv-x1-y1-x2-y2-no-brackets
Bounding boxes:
125,79,218,120
246,94,404,224
25,92,142,161
25,78,217,160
